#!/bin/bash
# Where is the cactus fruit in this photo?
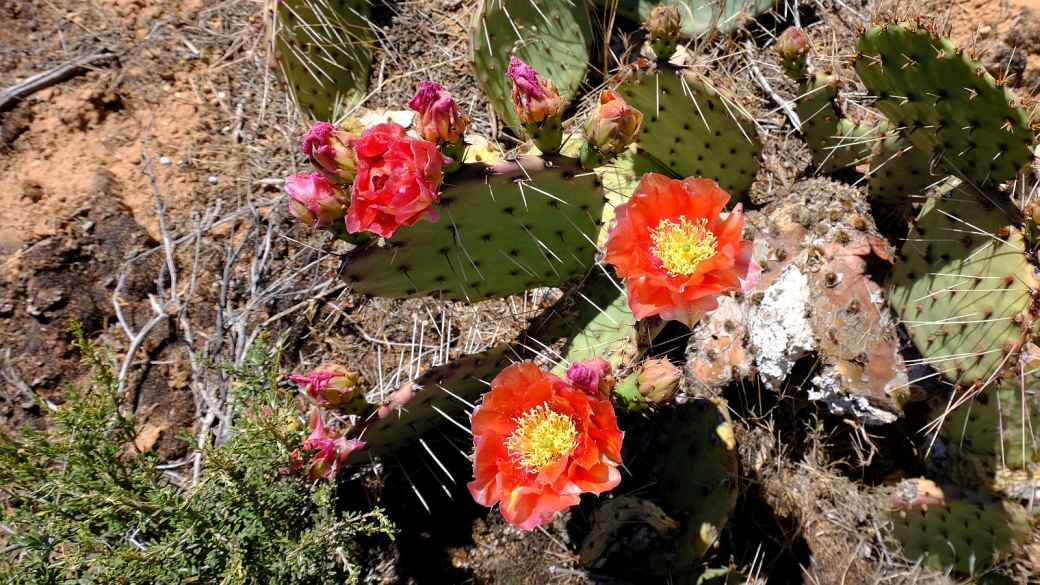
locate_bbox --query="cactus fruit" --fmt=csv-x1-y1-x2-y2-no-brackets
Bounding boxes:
265,0,375,120
853,19,1039,189
601,0,775,37
339,155,604,302
647,398,739,575
886,185,1040,390
885,478,1031,574
615,63,762,202
470,0,593,135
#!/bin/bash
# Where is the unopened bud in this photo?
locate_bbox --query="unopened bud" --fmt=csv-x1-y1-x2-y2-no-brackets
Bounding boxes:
302,122,358,184
566,358,615,397
581,90,643,168
289,364,368,414
408,81,471,145
645,4,682,61
776,27,810,79
284,173,347,230
635,359,681,404
506,57,563,124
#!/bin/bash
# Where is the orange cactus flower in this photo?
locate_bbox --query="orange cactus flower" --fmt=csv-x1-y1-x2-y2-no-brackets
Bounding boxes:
468,361,623,530
604,173,760,327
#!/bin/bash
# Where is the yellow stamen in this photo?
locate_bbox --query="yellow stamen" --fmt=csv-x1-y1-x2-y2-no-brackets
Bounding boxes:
650,217,718,277
506,403,578,470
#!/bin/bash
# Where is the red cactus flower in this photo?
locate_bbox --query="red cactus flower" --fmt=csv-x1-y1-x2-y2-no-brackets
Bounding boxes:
603,173,760,327
468,361,623,530
290,408,365,481
408,81,470,145
347,122,447,238
284,172,347,229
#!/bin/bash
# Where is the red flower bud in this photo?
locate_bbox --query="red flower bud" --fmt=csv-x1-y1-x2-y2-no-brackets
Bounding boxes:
634,358,681,404
347,122,448,238
302,122,358,184
284,173,347,229
506,57,563,124
584,90,643,158
408,81,471,145
565,358,615,398
776,26,809,60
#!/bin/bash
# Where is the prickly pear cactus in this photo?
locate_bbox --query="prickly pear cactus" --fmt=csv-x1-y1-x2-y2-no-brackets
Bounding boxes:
853,19,1039,188
470,0,593,133
615,63,762,202
793,73,875,173
600,0,775,37
579,496,679,564
866,124,940,205
265,0,375,120
340,156,605,301
647,398,739,575
885,478,1031,574
886,185,1040,389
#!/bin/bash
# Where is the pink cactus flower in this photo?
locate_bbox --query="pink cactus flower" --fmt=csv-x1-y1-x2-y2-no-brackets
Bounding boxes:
289,365,367,413
290,408,365,481
347,122,447,238
565,358,615,398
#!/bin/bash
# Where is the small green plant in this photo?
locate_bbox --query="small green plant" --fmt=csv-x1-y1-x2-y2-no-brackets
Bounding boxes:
0,325,394,584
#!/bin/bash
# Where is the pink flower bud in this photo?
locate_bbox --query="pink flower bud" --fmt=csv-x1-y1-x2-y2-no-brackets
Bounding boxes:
289,364,366,413
566,358,615,398
776,27,809,61
506,57,563,124
635,359,681,404
284,173,347,229
584,90,643,158
290,408,365,481
408,81,471,145
302,122,358,184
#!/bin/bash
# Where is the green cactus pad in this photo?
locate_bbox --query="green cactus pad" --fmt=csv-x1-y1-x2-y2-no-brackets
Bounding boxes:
579,496,680,565
470,0,592,134
340,155,604,301
601,0,775,37
885,478,1030,574
853,20,1038,188
547,271,646,377
615,64,761,202
345,342,516,464
867,126,942,205
265,0,375,121
794,74,875,173
940,373,1040,473
886,186,1040,388
647,398,739,575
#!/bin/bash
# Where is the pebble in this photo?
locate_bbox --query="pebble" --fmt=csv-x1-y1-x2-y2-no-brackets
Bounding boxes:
208,176,218,185
159,156,171,165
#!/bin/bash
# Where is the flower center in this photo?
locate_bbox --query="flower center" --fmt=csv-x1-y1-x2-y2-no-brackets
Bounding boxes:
650,217,718,277
506,404,577,470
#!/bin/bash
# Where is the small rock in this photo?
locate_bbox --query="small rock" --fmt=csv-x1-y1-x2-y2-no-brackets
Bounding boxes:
159,156,171,165
207,176,218,185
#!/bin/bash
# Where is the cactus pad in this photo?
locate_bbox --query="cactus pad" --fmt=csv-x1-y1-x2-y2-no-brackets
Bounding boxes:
615,64,761,202
647,398,739,575
853,20,1038,188
886,187,1040,389
345,343,516,464
265,0,375,120
579,496,680,565
793,73,875,173
470,0,592,133
885,478,1031,574
867,127,941,205
340,156,604,301
602,0,775,37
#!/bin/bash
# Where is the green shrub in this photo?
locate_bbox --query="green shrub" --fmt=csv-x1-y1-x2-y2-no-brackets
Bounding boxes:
0,325,394,584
